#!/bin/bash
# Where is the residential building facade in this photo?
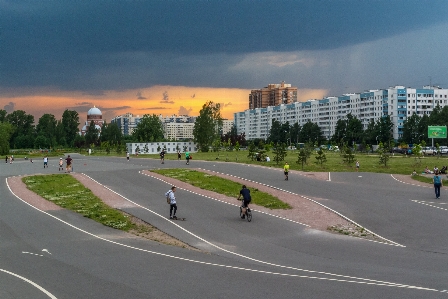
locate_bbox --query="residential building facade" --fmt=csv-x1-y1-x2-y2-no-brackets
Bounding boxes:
112,113,233,140
235,85,448,141
249,81,298,109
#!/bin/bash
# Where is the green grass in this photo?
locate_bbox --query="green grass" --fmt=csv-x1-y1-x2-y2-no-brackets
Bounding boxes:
22,174,135,231
152,168,291,210
154,149,448,175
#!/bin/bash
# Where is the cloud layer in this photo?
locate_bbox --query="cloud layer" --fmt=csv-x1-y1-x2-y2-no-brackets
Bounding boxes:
1,0,448,121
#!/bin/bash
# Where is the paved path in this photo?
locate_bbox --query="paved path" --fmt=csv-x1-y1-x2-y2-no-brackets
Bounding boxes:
1,154,447,298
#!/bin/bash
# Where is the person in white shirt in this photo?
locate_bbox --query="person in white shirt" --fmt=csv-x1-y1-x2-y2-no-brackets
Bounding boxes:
165,186,178,219
43,156,48,168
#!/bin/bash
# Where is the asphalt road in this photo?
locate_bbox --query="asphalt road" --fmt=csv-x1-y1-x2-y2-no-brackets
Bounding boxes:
1,154,447,298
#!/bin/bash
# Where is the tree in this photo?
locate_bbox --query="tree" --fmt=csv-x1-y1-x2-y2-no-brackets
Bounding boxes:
267,119,282,144
55,120,67,147
62,110,80,147
296,149,307,170
101,121,122,146
248,141,256,161
346,113,363,146
193,101,222,152
377,142,390,167
6,110,35,149
290,122,301,146
333,118,347,145
315,148,327,167
0,122,13,155
36,114,57,148
272,142,287,165
34,135,49,149
402,114,421,145
341,142,355,164
73,134,86,148
133,114,164,142
300,121,325,145
84,120,99,147
0,110,7,122
412,143,423,163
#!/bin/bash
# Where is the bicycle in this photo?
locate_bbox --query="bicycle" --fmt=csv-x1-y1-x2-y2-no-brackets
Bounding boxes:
239,205,252,222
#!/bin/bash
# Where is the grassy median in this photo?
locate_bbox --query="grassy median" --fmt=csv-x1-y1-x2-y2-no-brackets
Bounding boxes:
152,168,291,210
22,174,135,230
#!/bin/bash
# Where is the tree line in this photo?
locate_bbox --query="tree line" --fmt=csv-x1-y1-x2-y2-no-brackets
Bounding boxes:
3,102,444,156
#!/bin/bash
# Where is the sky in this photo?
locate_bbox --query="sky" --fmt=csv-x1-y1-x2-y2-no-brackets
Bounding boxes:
1,0,448,123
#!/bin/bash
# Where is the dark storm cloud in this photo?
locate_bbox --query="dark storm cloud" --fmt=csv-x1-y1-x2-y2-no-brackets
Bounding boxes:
4,102,15,113
1,0,447,94
137,92,146,100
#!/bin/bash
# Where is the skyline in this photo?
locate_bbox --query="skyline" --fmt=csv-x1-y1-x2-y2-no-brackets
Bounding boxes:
2,0,448,122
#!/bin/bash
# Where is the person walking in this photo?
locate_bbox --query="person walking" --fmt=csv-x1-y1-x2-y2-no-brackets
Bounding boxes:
185,151,190,165
283,162,290,180
65,155,73,173
5,155,7,163
43,156,48,168
160,150,165,164
165,186,178,219
356,160,360,172
433,170,443,199
58,158,64,171
126,152,130,161
177,151,181,161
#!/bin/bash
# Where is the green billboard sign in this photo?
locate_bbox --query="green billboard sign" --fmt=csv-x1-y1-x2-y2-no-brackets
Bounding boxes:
428,126,447,138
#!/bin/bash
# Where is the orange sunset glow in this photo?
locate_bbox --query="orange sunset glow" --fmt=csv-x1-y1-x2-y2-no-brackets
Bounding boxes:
0,86,328,123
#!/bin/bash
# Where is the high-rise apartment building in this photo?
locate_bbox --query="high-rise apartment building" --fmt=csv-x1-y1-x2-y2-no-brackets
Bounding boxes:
235,85,448,141
249,81,298,109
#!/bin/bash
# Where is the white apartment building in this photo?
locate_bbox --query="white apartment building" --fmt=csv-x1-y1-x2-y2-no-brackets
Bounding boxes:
111,113,233,140
234,85,448,141
110,113,141,136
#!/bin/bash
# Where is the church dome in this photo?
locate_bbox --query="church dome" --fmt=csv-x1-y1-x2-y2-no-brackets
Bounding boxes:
87,106,102,116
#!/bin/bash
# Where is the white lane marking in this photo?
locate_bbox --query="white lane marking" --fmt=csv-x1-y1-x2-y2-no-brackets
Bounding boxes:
390,174,431,188
42,249,52,255
6,177,442,293
411,200,448,211
0,268,58,298
200,169,403,247
22,251,44,257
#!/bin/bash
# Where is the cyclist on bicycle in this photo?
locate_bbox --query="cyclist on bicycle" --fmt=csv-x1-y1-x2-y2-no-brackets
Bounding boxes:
237,185,251,219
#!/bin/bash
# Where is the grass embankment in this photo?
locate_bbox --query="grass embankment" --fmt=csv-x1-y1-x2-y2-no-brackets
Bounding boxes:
152,168,291,210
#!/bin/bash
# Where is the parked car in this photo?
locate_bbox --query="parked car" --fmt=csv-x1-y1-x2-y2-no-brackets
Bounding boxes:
390,147,407,154
438,146,448,155
422,146,436,155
